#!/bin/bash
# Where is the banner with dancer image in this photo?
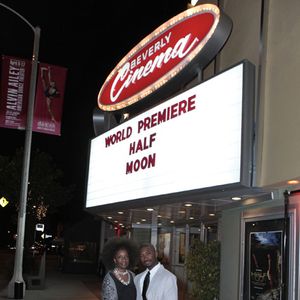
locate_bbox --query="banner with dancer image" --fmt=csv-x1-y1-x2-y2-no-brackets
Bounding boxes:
33,63,67,136
0,56,67,135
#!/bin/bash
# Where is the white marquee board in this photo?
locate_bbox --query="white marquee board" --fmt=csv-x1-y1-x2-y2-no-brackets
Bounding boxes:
85,62,254,208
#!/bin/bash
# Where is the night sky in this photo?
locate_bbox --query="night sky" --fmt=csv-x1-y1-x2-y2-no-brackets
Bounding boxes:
0,1,188,212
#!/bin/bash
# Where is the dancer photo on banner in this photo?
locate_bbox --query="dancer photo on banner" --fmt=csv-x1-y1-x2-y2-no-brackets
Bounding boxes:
33,63,67,136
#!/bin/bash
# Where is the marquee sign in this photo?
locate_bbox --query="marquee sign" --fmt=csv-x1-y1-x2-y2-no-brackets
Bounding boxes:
98,4,232,112
86,61,255,209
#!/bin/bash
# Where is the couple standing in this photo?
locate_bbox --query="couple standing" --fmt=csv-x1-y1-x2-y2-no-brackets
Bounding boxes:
101,239,178,300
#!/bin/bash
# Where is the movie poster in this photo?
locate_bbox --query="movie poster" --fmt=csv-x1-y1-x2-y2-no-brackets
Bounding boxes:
249,230,282,300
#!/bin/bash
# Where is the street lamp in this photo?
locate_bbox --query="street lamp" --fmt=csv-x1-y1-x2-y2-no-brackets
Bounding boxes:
0,3,40,299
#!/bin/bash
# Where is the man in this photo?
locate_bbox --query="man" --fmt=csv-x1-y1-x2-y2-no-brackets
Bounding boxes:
134,243,178,300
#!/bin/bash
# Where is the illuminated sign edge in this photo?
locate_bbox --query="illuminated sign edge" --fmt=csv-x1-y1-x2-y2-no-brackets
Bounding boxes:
98,4,232,112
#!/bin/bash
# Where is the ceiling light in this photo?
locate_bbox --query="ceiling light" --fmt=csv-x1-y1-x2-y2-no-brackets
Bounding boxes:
141,219,146,222
170,220,175,223
146,208,154,211
118,211,124,214
189,216,194,220
157,214,162,218
231,196,241,201
209,213,215,216
107,216,112,219
184,203,192,207
287,179,299,185
179,210,186,214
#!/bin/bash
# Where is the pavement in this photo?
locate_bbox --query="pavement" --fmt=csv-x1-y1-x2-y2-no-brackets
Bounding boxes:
0,250,189,300
0,270,101,300
0,251,101,300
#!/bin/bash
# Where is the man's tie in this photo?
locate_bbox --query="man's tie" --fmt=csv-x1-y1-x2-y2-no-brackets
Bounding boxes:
142,271,150,300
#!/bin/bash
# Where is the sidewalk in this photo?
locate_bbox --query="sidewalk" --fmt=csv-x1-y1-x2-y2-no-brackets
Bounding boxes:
0,251,189,300
0,269,101,300
0,270,190,300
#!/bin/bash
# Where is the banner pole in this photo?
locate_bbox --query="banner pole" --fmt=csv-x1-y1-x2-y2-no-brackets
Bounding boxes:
0,3,41,297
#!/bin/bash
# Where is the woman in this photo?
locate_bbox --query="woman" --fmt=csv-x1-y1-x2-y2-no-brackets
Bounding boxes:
101,238,138,300
40,66,60,123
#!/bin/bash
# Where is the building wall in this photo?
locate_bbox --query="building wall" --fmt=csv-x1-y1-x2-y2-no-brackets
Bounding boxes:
200,1,300,298
219,0,261,70
219,208,241,300
257,0,300,186
219,197,286,300
218,0,300,187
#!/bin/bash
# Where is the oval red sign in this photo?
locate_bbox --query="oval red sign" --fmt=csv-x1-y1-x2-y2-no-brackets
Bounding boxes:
98,4,232,112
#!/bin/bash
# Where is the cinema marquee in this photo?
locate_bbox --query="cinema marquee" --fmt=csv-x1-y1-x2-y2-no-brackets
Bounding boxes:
97,4,232,112
87,4,256,212
87,61,255,209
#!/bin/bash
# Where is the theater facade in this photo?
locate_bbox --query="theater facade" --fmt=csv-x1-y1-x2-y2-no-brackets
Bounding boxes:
85,1,300,299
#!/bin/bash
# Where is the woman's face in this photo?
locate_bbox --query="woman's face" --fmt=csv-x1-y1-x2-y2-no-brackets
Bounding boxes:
114,249,129,269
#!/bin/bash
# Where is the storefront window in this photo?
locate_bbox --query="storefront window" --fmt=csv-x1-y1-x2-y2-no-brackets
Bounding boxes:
179,232,186,264
158,233,171,266
68,241,97,263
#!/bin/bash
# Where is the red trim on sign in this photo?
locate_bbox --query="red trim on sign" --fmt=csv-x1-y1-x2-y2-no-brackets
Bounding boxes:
98,4,221,111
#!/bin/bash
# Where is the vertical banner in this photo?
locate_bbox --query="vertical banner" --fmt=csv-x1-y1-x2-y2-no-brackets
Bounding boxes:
33,63,67,136
0,55,31,130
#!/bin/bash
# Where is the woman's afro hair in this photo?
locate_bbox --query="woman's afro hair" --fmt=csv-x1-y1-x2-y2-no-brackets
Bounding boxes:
101,237,139,270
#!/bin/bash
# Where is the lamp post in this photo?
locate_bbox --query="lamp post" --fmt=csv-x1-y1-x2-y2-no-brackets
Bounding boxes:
0,3,40,299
